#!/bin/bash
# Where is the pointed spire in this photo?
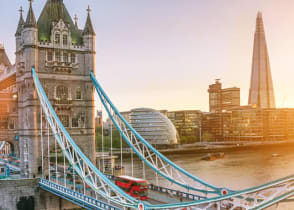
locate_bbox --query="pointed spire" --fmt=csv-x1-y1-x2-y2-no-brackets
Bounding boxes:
256,11,265,33
248,12,276,108
24,0,37,28
74,14,78,28
83,5,96,36
15,6,24,36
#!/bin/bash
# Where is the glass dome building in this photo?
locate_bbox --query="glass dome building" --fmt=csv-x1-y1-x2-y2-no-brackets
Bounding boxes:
129,108,179,145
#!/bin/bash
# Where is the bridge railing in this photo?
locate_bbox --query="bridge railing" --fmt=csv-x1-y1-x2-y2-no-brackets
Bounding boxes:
39,178,121,210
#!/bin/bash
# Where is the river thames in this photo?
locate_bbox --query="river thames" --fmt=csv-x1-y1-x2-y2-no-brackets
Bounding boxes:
123,143,294,209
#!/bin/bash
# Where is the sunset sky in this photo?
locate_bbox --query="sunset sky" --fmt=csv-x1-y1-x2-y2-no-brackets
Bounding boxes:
2,0,294,112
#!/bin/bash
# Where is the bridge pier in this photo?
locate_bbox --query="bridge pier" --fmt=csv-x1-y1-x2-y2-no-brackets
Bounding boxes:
0,178,81,210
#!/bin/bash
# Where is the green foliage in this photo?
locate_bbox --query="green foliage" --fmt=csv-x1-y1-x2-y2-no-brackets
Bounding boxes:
180,136,197,144
201,132,215,142
95,126,128,151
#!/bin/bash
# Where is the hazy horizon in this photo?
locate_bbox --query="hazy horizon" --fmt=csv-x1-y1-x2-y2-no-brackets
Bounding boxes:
2,0,294,112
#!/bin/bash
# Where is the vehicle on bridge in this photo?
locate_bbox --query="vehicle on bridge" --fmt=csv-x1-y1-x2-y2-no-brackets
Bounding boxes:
115,175,148,200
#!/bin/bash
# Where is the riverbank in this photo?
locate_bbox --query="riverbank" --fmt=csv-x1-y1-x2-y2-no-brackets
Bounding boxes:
159,140,294,155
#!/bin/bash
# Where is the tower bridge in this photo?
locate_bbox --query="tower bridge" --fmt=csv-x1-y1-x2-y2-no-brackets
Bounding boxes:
0,0,294,209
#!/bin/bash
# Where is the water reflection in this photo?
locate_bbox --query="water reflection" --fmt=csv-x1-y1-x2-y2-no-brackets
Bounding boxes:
122,144,294,209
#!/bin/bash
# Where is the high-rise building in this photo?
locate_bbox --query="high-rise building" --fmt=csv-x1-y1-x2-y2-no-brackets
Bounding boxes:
208,79,240,113
248,12,275,108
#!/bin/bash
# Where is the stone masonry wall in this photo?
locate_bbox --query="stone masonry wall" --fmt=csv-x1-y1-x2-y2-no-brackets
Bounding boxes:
0,178,80,210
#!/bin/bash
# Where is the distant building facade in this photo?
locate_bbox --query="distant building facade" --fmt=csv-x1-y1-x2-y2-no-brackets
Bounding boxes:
223,108,294,141
208,79,240,113
167,110,201,143
129,108,178,145
95,110,102,127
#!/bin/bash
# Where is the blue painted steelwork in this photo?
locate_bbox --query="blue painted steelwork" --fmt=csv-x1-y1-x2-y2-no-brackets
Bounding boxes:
148,184,206,201
40,179,121,210
32,67,294,209
32,67,139,208
91,71,222,195
0,158,20,172
5,165,9,177
90,71,294,209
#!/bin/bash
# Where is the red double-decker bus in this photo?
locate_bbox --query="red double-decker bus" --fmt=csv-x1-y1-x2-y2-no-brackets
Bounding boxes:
115,175,148,200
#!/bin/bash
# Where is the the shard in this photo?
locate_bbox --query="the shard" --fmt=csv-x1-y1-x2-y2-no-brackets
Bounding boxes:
248,12,276,108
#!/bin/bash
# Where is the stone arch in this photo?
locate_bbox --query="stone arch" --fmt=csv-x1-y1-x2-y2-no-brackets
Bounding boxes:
0,139,18,157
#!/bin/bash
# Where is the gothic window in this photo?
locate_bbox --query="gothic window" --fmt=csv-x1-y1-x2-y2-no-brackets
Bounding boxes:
47,51,53,61
55,33,60,45
71,53,76,63
72,117,79,128
59,115,69,127
56,51,61,62
76,87,81,100
9,120,14,130
63,35,68,46
56,85,68,100
63,52,68,63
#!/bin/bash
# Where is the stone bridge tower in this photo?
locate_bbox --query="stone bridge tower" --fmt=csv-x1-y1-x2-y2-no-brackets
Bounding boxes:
15,0,96,178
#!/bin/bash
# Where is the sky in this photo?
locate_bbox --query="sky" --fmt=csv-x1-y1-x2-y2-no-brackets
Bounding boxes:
2,0,294,112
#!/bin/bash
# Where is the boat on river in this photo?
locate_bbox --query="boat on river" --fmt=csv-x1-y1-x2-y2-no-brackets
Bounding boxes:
201,152,225,161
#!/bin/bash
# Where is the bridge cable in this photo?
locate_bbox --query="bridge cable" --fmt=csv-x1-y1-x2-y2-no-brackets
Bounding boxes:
73,164,76,191
143,145,145,179
55,127,58,184
119,119,123,172
63,145,66,188
47,121,50,181
156,155,158,185
131,134,134,177
41,107,44,178
110,108,113,175
101,103,105,173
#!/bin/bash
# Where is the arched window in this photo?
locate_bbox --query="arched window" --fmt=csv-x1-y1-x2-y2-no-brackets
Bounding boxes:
76,87,81,100
55,33,60,45
56,85,68,100
63,34,68,46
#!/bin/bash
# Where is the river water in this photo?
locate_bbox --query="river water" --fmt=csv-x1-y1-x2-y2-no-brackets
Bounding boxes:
122,143,294,209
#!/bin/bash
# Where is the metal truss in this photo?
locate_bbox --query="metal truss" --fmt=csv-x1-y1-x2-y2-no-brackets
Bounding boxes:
91,71,223,197
32,68,138,208
146,175,294,209
40,178,121,210
0,141,6,151
32,67,294,210
91,71,294,209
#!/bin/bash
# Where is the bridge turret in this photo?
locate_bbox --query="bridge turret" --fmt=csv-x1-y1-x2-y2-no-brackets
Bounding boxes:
15,6,24,52
22,0,38,47
83,5,96,51
83,5,96,77
18,0,39,178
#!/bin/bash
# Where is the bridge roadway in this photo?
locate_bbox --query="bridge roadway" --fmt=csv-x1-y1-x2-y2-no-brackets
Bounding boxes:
47,174,206,209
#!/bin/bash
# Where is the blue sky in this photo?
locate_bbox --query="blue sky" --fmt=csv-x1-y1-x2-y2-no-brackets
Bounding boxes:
2,0,294,111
